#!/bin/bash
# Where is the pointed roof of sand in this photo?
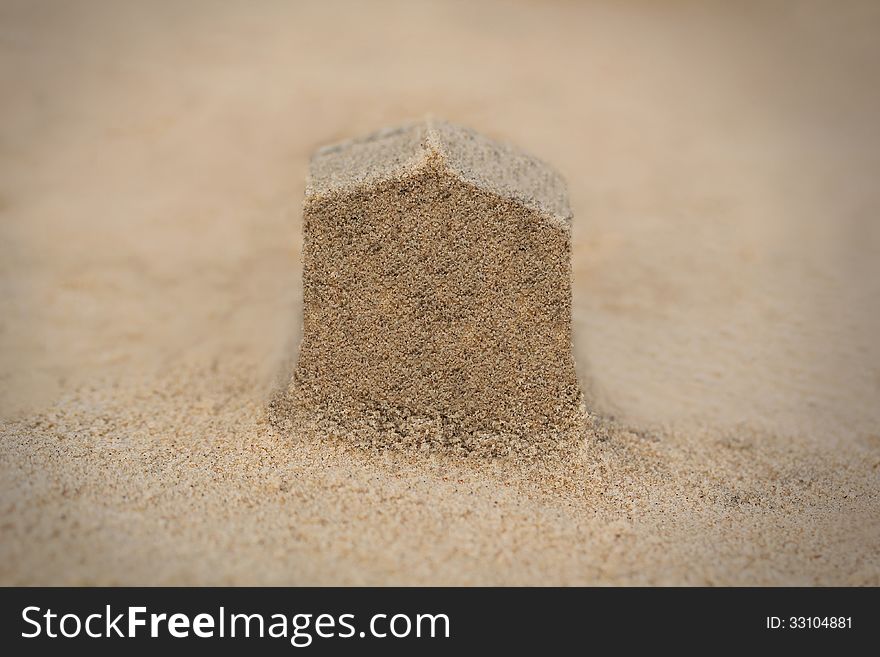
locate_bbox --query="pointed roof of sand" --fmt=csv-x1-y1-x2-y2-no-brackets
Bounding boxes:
306,118,572,223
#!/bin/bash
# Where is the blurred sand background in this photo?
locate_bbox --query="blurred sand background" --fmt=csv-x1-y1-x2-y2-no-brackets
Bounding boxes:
1,0,878,584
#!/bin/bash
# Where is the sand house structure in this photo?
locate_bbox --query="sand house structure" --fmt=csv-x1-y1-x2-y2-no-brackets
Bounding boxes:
274,119,586,455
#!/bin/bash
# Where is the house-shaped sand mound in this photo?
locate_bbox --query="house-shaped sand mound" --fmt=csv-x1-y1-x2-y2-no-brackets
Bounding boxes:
272,119,585,456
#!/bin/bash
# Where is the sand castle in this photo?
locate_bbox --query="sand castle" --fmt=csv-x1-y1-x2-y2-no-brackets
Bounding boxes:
272,119,585,455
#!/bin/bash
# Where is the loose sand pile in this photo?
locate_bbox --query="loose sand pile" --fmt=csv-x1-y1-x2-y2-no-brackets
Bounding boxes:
273,119,585,456
1,1,878,585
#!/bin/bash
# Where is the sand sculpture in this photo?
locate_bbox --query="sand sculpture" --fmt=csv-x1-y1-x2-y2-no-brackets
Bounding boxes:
272,119,585,455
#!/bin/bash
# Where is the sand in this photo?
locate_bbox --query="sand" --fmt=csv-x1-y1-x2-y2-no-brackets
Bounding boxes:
276,119,584,456
1,0,879,585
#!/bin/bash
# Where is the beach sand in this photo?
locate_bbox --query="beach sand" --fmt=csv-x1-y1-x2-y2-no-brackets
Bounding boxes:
1,0,878,585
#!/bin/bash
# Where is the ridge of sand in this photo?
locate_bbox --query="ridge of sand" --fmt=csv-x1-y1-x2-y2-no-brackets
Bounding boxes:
306,118,572,223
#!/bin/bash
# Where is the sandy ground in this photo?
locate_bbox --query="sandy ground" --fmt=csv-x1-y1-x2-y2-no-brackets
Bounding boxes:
1,0,878,585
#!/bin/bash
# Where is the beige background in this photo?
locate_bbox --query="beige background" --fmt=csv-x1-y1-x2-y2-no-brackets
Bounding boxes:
1,0,878,584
